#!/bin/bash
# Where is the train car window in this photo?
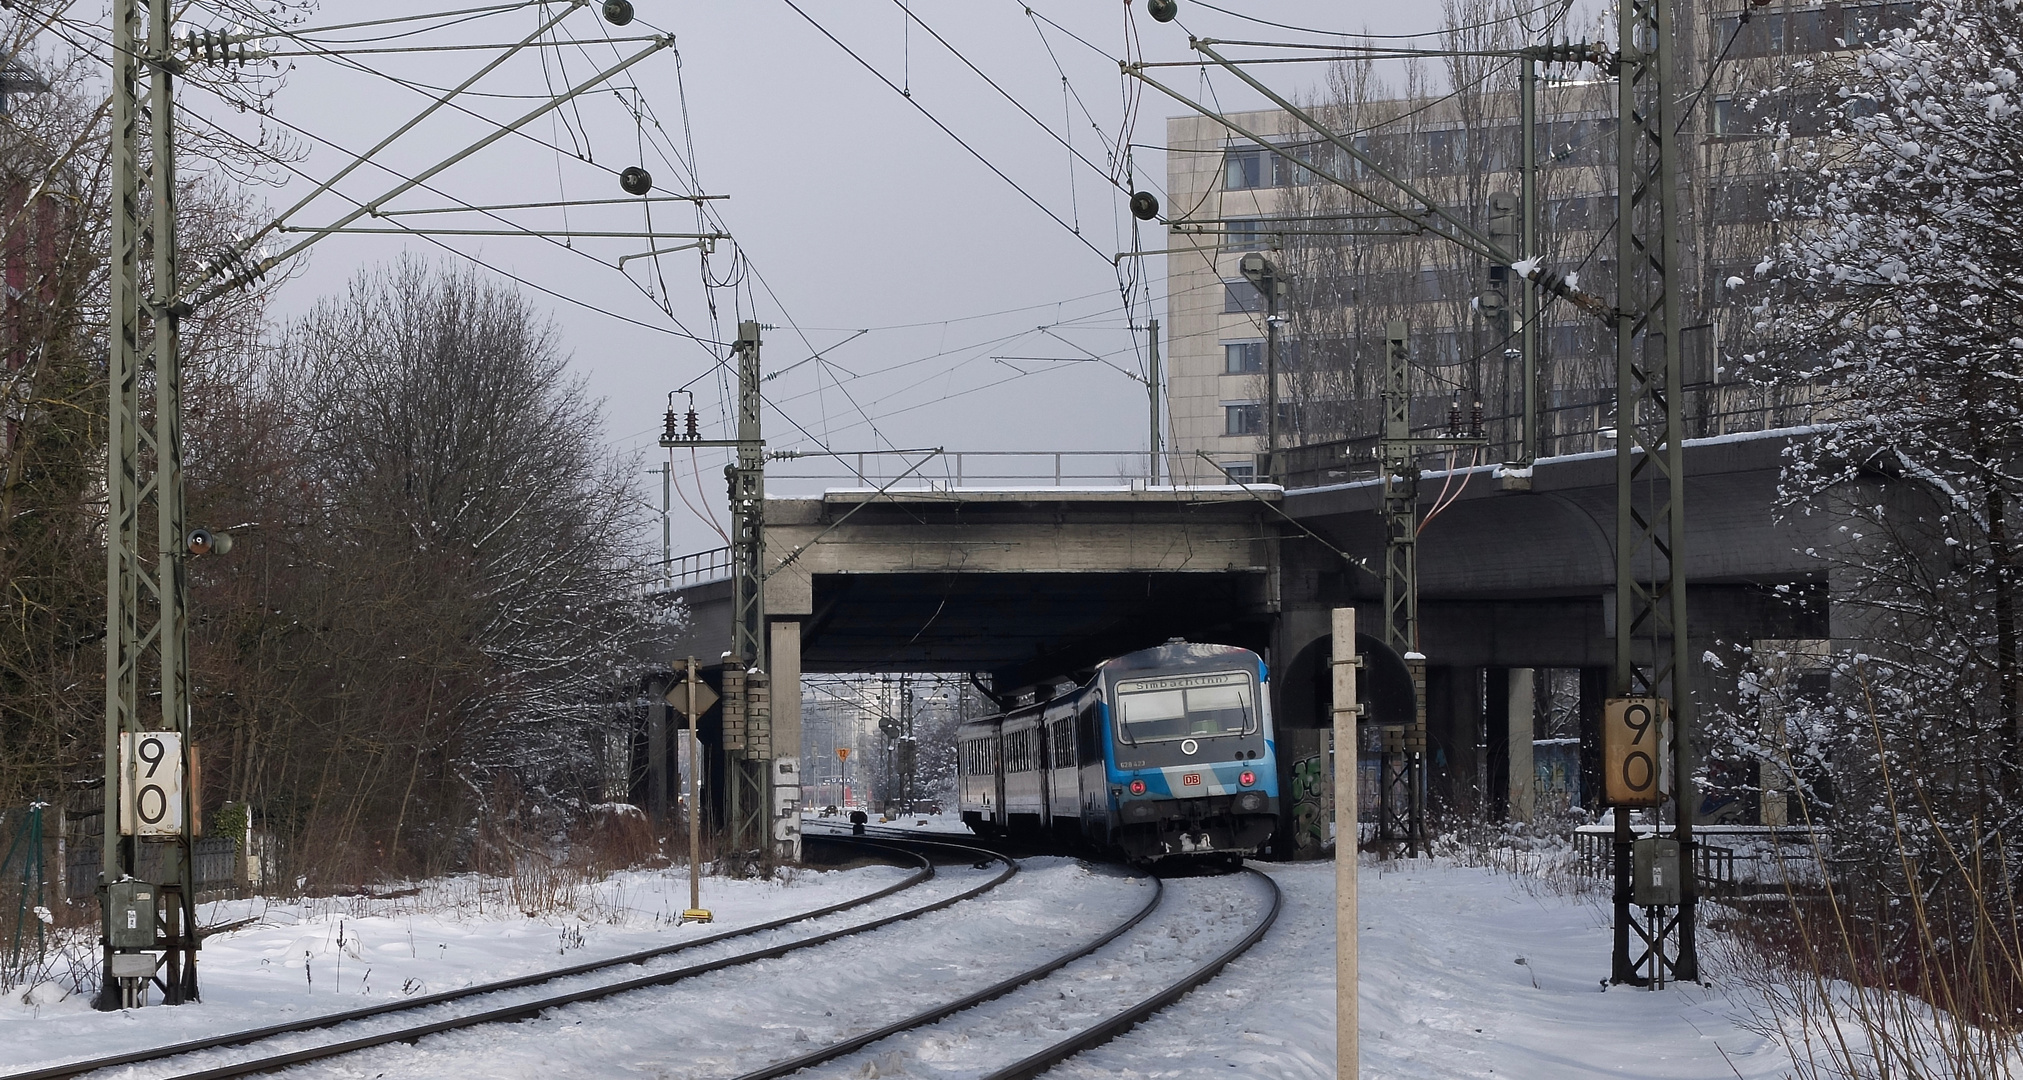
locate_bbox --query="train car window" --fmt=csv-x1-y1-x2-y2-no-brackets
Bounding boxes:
1077,701,1100,760
1113,671,1256,743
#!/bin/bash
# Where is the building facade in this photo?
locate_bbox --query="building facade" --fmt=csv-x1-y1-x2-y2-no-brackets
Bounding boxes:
1159,0,1914,482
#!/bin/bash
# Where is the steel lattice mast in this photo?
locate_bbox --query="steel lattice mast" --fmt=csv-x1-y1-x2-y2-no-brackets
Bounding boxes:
99,0,199,1009
1611,0,1698,983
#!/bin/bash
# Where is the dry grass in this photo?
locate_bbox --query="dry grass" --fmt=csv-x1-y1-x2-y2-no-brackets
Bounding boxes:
1717,689,2023,1080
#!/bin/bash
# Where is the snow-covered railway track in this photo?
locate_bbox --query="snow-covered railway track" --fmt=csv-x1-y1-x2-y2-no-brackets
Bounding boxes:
5,838,1011,1080
731,864,1282,1080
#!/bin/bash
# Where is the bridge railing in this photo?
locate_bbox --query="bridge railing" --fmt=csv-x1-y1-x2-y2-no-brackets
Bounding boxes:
665,545,733,588
1275,381,1831,489
764,449,1241,489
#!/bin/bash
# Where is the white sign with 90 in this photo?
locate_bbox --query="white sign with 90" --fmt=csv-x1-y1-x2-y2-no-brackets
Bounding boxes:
1603,697,1671,807
120,731,184,837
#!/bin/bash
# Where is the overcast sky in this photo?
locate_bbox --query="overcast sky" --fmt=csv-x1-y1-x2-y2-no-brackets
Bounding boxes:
183,1,1505,555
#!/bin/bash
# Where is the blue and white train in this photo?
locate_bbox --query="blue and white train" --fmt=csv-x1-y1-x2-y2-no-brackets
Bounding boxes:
957,640,1279,864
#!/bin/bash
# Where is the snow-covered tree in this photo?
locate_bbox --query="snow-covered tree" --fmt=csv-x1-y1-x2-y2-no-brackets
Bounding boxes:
1750,0,2023,917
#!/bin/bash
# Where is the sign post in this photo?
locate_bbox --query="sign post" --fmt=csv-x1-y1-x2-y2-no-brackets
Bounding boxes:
1332,608,1360,1079
665,658,716,924
1604,695,1669,985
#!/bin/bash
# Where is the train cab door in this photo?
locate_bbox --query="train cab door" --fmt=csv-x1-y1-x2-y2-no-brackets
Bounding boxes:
1075,695,1109,846
1044,702,1076,838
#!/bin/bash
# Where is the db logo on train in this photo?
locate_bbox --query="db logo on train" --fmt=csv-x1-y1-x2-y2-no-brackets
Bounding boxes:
1602,697,1669,807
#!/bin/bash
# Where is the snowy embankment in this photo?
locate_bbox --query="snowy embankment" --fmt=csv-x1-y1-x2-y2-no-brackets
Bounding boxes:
0,860,918,1075
3,855,1811,1079
1063,859,1791,1080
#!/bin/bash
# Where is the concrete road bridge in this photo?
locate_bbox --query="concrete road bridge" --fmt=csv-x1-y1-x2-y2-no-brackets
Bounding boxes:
644,426,1895,857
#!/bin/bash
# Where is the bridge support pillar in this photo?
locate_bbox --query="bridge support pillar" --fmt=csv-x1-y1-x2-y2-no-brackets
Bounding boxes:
1484,667,1537,824
1508,669,1536,824
1425,666,1483,818
770,620,803,863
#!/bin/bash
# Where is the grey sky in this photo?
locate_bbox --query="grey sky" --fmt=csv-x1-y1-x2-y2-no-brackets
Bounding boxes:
206,1,1460,555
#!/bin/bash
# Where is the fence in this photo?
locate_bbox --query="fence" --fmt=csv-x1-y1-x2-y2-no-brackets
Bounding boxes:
668,545,733,588
1566,823,1837,896
1277,381,1829,489
57,811,268,904
763,449,1236,490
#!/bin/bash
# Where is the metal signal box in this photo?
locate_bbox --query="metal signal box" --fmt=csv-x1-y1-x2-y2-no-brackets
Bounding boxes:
107,881,158,950
1632,837,1682,907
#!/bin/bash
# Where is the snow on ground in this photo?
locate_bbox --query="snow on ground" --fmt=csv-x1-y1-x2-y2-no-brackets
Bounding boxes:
236,857,1147,1079
0,859,916,1075
1054,858,1790,1080
807,870,1268,1078
0,854,1807,1080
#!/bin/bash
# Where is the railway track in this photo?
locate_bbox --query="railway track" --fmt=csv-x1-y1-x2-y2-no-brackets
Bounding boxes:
728,862,1282,1080
14,837,1282,1080
4,837,1011,1080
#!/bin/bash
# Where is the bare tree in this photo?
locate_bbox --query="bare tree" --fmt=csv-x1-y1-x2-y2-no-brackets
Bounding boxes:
186,259,658,881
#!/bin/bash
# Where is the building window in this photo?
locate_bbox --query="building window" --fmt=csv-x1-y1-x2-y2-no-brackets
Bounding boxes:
1224,341,1264,374
1222,216,1269,250
1224,149,1265,190
1220,462,1256,483
1223,280,1264,314
1224,403,1262,436
1712,96,1732,136
1844,5,1882,45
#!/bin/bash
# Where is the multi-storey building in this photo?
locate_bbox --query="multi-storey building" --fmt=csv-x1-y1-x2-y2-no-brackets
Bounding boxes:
1160,0,1916,482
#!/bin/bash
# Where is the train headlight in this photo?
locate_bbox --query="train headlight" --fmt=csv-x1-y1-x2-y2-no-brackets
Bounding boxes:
1239,770,1256,787
1128,779,1147,796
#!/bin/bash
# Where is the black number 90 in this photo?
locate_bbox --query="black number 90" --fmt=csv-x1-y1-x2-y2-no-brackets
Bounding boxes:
1619,703,1656,793
135,736,169,825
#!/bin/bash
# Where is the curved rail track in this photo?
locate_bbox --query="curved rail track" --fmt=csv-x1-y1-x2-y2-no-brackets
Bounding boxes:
11,837,1282,1080
725,843,1283,1080
5,837,1010,1080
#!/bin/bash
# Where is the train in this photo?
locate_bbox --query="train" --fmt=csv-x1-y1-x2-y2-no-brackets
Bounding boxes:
956,639,1279,864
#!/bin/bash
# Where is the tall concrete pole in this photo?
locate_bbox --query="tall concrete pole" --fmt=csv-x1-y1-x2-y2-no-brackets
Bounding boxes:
1263,278,1279,480
1147,318,1161,484
1519,55,1539,465
684,656,708,921
1332,608,1359,1079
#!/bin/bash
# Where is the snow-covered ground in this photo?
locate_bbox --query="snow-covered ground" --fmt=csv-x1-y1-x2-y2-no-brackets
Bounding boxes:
0,855,1804,1079
0,860,923,1075
1062,859,1791,1079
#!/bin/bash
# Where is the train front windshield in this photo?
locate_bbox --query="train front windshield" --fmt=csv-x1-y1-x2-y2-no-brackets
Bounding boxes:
1113,672,1255,743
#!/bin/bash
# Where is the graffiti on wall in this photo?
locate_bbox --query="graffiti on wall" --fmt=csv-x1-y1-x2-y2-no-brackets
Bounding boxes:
1290,752,1331,855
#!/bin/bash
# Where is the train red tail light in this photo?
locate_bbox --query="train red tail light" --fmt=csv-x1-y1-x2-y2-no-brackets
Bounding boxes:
1239,770,1256,787
1128,779,1147,796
